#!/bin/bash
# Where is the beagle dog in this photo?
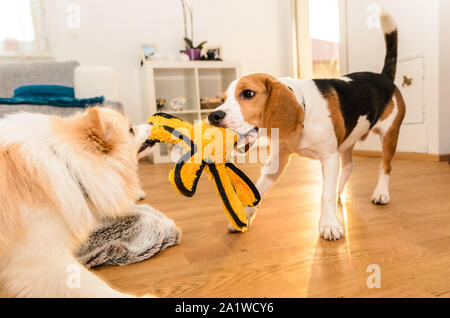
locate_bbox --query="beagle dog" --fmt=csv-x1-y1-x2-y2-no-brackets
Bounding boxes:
208,11,405,240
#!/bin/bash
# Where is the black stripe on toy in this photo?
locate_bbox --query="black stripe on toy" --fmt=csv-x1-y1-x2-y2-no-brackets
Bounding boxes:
173,160,205,197
225,162,261,207
152,112,178,120
208,163,247,229
158,124,204,197
162,126,195,154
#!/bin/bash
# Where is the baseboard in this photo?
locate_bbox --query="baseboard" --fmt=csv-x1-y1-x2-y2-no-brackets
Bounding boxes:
354,150,450,162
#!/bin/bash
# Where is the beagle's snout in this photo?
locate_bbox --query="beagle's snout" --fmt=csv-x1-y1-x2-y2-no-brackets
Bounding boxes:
208,110,226,127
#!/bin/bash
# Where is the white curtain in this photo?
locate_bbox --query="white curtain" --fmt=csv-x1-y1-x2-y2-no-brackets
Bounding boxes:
30,0,49,55
290,0,313,79
0,0,48,56
0,0,35,42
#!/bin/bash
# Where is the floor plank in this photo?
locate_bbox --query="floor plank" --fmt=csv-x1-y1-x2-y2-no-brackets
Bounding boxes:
95,155,450,298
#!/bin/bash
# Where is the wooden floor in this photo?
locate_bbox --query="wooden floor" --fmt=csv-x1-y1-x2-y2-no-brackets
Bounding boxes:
95,156,450,298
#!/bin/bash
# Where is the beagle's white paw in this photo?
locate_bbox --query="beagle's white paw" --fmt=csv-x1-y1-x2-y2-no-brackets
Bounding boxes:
371,188,390,205
227,207,258,232
319,217,344,241
228,223,240,233
372,174,390,205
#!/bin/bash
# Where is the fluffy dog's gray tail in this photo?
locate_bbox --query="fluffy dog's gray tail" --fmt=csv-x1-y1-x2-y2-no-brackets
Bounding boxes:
380,10,398,81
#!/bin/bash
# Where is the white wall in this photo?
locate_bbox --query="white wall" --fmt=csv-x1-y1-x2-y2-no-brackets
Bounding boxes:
344,0,441,154
44,0,292,123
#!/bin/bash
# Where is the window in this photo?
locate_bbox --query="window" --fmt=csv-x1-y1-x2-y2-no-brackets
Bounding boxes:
0,0,39,54
309,0,340,78
291,0,342,79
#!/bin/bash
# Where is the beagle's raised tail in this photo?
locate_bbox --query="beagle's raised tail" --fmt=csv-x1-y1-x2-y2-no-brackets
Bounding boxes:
380,10,398,81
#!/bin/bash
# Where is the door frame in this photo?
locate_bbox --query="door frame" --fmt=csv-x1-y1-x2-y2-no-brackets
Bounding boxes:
291,0,349,77
338,0,349,75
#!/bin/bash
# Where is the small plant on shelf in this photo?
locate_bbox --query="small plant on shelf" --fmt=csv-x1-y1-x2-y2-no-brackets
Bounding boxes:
181,0,207,60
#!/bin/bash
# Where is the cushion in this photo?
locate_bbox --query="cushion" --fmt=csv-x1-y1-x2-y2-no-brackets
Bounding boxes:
14,85,75,98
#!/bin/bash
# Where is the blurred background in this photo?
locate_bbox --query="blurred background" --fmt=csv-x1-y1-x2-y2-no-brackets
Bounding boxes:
0,0,448,158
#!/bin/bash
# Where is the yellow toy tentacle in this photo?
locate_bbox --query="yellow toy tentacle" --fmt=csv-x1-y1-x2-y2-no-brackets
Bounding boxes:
225,163,261,208
206,163,248,232
169,161,205,197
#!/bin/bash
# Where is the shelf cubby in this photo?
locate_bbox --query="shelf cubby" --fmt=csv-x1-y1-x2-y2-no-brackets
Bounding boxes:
141,60,241,163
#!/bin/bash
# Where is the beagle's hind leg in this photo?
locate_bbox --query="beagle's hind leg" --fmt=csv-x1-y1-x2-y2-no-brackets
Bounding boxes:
371,90,405,205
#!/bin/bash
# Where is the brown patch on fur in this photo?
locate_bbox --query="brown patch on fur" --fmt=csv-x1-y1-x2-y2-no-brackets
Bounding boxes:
381,88,406,174
235,73,304,142
52,107,142,217
0,143,59,253
379,96,395,121
54,108,118,155
221,92,228,102
323,88,346,145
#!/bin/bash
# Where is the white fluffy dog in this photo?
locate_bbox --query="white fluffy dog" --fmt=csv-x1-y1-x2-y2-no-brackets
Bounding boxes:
0,107,151,297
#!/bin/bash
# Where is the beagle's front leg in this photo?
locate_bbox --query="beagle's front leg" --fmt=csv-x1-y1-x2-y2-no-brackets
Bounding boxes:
228,147,291,232
319,154,345,240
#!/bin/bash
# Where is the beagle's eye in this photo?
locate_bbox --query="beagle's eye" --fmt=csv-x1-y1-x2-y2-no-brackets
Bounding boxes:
241,89,256,99
129,127,135,135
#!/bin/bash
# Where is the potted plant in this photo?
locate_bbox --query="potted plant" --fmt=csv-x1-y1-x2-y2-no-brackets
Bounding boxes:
181,0,207,60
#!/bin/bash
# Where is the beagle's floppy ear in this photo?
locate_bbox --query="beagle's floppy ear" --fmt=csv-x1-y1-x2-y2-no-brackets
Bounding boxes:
261,80,304,139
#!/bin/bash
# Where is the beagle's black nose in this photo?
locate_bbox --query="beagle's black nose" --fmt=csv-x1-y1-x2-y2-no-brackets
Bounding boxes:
208,110,226,126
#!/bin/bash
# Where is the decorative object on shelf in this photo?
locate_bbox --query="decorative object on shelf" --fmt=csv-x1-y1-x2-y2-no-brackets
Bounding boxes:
203,46,223,61
145,113,261,232
170,97,186,111
152,52,165,61
146,52,190,62
182,38,207,61
181,0,207,61
156,98,167,111
200,96,223,109
140,43,158,64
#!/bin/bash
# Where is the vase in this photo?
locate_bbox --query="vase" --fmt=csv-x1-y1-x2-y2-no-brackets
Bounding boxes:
183,48,201,60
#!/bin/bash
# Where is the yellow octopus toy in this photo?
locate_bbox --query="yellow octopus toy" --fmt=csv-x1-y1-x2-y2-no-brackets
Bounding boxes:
144,113,260,232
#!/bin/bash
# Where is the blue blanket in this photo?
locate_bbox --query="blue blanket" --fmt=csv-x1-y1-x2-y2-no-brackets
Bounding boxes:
0,84,105,107
14,85,75,98
0,96,105,107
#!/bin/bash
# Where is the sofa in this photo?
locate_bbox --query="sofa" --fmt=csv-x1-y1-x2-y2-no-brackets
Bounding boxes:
0,60,122,118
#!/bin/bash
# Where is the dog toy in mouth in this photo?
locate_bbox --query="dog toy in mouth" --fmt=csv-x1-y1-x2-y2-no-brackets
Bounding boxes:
146,113,261,232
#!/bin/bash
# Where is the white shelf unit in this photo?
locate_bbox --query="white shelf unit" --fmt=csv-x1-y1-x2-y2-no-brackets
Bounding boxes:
141,60,241,163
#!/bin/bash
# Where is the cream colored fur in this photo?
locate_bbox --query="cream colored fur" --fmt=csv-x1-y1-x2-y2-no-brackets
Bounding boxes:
0,107,151,297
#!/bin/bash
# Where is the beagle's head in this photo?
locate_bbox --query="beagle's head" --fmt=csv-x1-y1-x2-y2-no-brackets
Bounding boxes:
208,73,304,152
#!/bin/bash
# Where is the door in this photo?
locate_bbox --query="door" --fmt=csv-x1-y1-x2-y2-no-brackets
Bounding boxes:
343,0,429,153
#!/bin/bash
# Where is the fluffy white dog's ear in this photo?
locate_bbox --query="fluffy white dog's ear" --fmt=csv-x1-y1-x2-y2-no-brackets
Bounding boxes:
84,107,114,154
